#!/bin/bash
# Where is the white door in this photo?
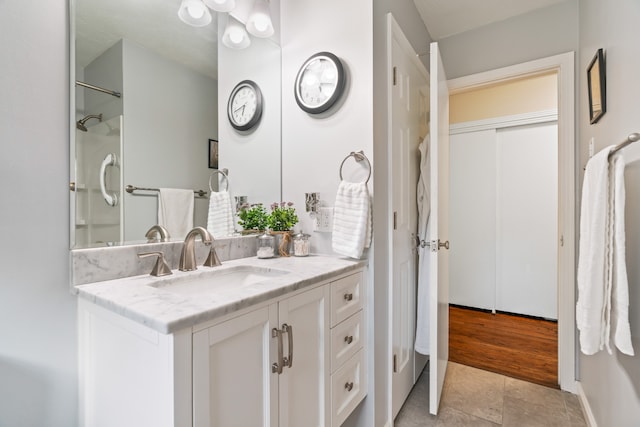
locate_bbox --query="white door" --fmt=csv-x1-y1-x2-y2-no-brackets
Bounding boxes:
278,286,330,427
389,16,429,418
429,41,450,415
193,306,279,427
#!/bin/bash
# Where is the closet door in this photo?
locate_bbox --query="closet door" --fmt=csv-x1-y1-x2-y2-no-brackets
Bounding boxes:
495,122,558,319
449,129,497,311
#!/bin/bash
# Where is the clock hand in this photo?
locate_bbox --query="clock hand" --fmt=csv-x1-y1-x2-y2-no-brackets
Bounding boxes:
234,104,246,114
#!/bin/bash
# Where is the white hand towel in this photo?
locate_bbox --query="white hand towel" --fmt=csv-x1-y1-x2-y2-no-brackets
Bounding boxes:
610,154,634,355
415,135,431,355
158,188,194,241
332,181,372,259
206,190,234,239
577,147,612,355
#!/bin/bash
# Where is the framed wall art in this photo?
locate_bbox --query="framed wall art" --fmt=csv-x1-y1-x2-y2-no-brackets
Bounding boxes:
587,48,606,124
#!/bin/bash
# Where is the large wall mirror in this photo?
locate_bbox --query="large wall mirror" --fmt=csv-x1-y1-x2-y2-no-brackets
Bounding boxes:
70,0,282,249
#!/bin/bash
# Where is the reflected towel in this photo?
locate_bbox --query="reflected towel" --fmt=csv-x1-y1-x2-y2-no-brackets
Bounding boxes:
207,191,234,239
158,188,194,240
332,181,372,259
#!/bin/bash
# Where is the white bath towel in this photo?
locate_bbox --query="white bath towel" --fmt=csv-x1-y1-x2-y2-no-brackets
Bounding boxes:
332,181,372,259
577,147,634,356
158,188,194,240
207,190,234,239
415,136,431,355
610,154,634,355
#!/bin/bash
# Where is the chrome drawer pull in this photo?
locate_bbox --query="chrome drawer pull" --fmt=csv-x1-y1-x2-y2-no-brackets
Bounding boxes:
282,323,293,369
344,293,353,302
344,335,353,344
271,328,284,374
345,381,354,392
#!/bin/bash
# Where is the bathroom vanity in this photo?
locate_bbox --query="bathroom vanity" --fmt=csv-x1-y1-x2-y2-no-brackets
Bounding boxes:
75,255,366,427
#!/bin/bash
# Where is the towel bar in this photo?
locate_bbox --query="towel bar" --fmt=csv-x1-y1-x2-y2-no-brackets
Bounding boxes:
125,185,207,198
339,150,372,184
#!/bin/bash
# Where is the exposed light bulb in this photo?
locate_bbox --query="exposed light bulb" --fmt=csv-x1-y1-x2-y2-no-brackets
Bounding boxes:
246,0,274,38
178,0,212,27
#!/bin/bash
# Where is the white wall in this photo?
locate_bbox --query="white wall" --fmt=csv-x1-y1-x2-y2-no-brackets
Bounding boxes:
438,0,579,79
578,0,640,425
0,1,78,427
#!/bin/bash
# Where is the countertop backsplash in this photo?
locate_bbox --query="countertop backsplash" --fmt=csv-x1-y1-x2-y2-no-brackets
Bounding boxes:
71,235,258,287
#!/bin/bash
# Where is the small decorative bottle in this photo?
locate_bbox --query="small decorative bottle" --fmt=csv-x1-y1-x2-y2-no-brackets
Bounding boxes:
293,232,311,257
257,232,275,259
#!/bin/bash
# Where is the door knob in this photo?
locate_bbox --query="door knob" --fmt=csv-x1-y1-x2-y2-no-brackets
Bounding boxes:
439,240,450,250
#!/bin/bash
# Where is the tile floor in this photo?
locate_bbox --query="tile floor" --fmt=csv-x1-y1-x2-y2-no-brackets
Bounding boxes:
395,362,587,427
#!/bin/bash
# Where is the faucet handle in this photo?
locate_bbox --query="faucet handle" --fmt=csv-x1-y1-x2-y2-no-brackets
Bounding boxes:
138,251,173,277
203,246,222,267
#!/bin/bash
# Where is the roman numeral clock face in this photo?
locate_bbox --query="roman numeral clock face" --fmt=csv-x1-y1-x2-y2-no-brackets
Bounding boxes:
227,80,263,131
295,52,346,114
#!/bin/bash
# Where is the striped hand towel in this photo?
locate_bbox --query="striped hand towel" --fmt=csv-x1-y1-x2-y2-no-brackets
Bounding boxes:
332,181,372,259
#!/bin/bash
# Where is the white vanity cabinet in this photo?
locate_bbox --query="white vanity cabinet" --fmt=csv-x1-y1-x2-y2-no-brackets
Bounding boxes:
192,285,330,427
78,268,365,427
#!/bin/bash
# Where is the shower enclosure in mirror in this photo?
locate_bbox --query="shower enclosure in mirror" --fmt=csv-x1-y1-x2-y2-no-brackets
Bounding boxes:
70,0,282,249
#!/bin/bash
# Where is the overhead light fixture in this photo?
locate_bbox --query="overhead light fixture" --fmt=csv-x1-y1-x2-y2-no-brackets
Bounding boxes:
246,0,274,38
178,0,212,27
222,15,251,49
203,0,236,13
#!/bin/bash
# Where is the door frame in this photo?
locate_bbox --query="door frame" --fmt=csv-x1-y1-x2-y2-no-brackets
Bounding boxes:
447,52,576,392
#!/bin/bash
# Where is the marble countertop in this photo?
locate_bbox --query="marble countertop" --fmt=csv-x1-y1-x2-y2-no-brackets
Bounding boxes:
74,255,367,334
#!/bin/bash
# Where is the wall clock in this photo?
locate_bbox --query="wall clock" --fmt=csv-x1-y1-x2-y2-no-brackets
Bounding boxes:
294,51,346,114
227,80,263,131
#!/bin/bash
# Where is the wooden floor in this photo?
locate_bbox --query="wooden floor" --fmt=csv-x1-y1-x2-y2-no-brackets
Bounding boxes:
449,305,558,389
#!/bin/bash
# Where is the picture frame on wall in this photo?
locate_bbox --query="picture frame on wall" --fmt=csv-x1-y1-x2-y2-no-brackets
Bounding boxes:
587,48,606,124
208,139,218,169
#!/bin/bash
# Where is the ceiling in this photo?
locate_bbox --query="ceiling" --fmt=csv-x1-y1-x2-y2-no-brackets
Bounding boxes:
413,0,568,40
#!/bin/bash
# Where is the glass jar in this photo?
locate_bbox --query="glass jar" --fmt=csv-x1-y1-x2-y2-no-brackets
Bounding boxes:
293,232,310,257
257,233,275,258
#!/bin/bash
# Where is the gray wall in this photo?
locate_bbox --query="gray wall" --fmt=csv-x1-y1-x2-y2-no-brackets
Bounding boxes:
438,0,578,79
0,1,78,427
578,0,640,425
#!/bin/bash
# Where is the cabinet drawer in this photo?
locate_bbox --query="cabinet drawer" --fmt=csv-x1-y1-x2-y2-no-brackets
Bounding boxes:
331,349,366,427
331,273,363,327
330,311,362,373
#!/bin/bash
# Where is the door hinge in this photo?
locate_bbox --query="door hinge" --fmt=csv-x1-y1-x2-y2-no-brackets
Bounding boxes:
393,66,397,86
393,354,398,373
393,211,397,230
560,234,564,247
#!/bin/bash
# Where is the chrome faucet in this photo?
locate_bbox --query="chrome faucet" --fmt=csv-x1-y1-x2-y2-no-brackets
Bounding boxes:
145,224,170,243
179,227,222,271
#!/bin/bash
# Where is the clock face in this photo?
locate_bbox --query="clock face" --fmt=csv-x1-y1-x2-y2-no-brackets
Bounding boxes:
295,52,345,114
227,80,263,131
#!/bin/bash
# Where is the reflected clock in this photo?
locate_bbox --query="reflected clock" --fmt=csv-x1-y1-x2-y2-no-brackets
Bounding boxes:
227,80,263,131
294,51,346,114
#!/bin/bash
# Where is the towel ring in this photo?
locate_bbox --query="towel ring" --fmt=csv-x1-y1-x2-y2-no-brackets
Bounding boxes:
209,169,229,192
339,150,371,184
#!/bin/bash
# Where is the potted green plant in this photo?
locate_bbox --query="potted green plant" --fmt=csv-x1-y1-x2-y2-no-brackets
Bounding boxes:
237,204,268,234
267,202,299,256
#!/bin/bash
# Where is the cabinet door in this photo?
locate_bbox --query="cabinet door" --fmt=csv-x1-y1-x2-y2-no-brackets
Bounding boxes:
278,286,331,427
193,306,278,427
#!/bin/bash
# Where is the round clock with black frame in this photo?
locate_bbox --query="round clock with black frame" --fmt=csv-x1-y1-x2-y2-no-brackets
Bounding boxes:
294,51,346,114
227,80,263,131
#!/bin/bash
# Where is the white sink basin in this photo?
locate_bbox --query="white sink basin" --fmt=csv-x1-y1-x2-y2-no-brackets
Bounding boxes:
148,265,290,296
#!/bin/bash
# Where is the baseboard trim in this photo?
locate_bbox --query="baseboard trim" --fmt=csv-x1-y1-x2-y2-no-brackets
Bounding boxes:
576,381,598,427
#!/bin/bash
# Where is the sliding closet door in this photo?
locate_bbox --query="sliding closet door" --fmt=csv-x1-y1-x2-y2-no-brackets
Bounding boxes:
449,129,496,311
495,123,558,319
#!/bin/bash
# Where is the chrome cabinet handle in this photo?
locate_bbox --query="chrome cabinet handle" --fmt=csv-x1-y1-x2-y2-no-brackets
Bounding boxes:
344,335,353,344
282,323,293,369
345,382,354,392
271,328,284,374
344,293,353,302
